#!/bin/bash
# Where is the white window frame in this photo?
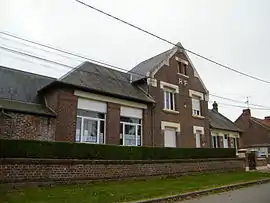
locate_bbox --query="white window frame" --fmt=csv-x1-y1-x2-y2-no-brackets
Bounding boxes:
76,113,106,144
120,117,142,146
212,135,219,148
192,96,201,116
164,89,176,111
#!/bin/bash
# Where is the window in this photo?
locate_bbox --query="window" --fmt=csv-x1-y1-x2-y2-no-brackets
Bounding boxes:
76,109,105,144
120,116,142,146
178,62,187,75
212,135,222,148
195,130,202,148
212,136,218,148
164,88,176,110
192,96,201,116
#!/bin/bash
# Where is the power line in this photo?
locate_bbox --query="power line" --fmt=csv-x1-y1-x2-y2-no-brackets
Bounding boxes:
209,101,270,110
0,35,84,63
2,40,270,110
74,0,270,85
210,94,270,109
0,31,146,78
0,45,73,69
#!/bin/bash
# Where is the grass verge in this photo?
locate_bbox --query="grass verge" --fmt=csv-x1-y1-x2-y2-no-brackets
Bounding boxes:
1,172,270,203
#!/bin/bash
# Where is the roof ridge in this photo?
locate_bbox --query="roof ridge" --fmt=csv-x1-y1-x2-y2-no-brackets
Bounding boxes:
0,65,56,80
250,117,270,130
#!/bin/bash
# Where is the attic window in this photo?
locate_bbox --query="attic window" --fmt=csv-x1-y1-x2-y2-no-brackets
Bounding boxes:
177,61,187,76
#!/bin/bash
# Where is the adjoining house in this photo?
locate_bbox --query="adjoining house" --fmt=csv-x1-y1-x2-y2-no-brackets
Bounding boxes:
0,66,56,140
209,101,242,150
0,43,210,148
235,109,270,157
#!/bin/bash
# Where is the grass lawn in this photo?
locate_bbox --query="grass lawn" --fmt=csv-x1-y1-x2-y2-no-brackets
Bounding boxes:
1,172,270,203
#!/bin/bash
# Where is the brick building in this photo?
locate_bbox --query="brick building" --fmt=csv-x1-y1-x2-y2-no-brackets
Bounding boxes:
235,109,270,156
209,101,242,150
0,43,210,147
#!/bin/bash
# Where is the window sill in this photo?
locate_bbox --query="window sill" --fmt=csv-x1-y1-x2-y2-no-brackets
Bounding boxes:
177,73,189,78
163,108,179,114
192,115,205,119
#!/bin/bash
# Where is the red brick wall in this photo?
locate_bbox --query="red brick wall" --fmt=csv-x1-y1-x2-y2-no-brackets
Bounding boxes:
0,158,244,184
0,112,55,140
143,107,152,146
106,103,120,145
149,51,210,148
45,88,78,142
235,110,270,147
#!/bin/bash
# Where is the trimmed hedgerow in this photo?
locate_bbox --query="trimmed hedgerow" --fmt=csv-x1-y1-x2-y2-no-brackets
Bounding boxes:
0,139,236,160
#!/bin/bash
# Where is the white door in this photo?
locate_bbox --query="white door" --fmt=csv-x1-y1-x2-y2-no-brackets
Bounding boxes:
223,135,228,148
164,128,176,147
195,131,201,148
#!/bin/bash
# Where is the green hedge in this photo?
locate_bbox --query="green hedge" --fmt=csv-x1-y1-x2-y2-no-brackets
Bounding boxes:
0,139,236,160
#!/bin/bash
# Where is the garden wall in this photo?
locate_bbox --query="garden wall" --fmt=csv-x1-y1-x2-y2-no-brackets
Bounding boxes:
0,158,245,184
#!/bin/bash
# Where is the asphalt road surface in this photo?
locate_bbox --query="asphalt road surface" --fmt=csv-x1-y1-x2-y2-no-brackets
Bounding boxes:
180,183,270,203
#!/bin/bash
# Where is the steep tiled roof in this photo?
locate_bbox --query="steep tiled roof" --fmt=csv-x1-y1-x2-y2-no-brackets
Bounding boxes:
129,49,171,81
251,117,270,130
209,109,242,132
0,66,55,103
0,66,55,116
59,62,154,103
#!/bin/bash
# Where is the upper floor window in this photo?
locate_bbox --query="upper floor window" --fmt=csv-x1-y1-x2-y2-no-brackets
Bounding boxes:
164,88,176,110
192,95,201,116
177,61,187,76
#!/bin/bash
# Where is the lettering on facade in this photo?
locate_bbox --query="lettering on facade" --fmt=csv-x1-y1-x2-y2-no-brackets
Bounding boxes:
179,78,188,86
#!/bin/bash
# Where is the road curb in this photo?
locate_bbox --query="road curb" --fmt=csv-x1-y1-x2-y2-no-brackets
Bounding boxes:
136,178,270,203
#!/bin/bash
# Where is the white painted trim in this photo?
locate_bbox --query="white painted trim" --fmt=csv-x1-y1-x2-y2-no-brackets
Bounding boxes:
193,126,205,134
189,89,204,100
192,115,205,119
175,56,189,65
147,78,157,87
205,94,209,102
177,73,189,78
163,108,179,114
74,90,147,109
160,81,179,93
161,121,181,132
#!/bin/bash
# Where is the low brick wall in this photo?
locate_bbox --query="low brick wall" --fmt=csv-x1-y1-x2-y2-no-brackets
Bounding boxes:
0,158,244,184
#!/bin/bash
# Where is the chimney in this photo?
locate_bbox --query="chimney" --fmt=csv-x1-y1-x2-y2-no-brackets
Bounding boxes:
265,116,270,121
129,74,133,83
242,109,251,117
212,101,218,112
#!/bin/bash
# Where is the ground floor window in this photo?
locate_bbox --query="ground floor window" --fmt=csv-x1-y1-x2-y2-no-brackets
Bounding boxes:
76,109,105,144
212,135,223,148
120,116,142,146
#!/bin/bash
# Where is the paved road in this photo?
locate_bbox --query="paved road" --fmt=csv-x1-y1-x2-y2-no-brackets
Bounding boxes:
180,183,270,203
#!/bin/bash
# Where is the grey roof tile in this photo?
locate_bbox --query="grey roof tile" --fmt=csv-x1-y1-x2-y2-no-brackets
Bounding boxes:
60,62,154,103
0,99,55,116
0,66,55,104
209,109,243,132
129,49,171,81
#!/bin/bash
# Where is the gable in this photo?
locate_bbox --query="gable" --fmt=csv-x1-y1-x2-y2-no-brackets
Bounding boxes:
130,43,208,93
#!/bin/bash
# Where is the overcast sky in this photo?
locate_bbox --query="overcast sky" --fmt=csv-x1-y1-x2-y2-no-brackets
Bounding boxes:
0,0,270,121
